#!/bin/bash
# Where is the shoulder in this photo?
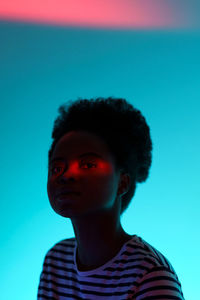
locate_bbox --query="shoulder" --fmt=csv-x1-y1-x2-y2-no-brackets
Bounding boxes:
44,237,76,260
49,236,76,250
129,235,185,299
130,235,175,271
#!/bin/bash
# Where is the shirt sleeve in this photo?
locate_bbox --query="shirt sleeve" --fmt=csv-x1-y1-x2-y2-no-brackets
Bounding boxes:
133,266,185,300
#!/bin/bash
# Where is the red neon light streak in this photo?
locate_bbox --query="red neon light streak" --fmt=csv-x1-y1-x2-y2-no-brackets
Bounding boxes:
0,0,192,29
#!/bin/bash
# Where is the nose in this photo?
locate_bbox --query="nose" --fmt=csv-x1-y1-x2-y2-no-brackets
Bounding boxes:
56,164,77,183
57,175,74,184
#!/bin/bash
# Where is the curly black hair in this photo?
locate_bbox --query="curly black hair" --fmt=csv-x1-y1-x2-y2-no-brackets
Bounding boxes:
48,97,153,215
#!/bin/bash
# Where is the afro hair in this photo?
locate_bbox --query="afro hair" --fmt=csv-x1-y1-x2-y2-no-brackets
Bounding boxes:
48,97,153,215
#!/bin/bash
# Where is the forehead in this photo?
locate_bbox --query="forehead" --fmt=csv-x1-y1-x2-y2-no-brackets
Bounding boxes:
51,130,114,161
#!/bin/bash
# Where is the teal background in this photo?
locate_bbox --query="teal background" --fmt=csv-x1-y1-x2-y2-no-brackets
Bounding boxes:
1,20,200,299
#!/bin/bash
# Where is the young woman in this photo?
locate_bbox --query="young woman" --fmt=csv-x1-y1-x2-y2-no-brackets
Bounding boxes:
37,97,185,299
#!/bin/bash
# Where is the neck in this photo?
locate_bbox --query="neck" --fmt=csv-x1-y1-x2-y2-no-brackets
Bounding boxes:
71,211,132,271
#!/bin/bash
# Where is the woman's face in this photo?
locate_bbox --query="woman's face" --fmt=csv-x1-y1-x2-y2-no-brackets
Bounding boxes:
47,130,125,218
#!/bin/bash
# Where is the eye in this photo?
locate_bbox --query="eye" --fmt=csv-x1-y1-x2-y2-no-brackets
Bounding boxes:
80,162,97,169
50,166,63,174
49,160,97,175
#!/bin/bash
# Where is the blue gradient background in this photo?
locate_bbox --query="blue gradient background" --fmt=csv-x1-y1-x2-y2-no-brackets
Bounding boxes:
0,20,200,299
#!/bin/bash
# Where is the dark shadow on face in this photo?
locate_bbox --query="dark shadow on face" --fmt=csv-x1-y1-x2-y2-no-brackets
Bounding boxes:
47,130,124,219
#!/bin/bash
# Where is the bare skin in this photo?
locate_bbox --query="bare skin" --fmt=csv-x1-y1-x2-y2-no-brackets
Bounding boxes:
47,130,133,271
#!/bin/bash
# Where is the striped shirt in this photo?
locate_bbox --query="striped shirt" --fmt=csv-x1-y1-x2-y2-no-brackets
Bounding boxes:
37,234,185,299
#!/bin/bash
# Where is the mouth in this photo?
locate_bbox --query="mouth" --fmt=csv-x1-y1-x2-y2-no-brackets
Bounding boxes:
56,192,80,199
56,189,80,196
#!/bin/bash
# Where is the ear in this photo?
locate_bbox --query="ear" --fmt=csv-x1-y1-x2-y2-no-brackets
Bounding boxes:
117,172,131,197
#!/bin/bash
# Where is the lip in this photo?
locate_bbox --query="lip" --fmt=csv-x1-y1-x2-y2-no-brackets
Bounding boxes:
56,192,80,201
59,192,79,196
56,189,80,197
57,192,78,197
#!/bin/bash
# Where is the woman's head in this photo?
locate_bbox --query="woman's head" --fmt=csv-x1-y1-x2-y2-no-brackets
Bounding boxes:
47,130,131,219
47,97,153,216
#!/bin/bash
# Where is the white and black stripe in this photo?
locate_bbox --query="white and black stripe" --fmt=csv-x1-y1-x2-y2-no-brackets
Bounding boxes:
37,235,185,299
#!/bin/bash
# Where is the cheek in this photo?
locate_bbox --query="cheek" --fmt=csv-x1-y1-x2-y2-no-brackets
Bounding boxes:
84,174,118,207
47,179,52,197
47,178,56,207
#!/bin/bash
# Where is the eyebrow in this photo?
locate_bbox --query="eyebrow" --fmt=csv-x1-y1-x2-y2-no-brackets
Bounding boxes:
50,152,103,164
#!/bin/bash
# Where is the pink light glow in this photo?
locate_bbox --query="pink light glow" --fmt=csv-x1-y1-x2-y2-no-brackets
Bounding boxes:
0,0,195,29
